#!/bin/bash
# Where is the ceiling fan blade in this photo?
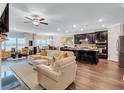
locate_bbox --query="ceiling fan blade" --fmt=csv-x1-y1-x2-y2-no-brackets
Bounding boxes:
39,18,45,21
24,17,32,20
40,22,48,25
24,21,31,23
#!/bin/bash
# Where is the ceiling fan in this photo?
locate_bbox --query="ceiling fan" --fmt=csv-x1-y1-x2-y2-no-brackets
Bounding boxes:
24,15,48,26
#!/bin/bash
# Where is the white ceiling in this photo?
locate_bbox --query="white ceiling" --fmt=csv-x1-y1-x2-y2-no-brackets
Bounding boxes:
9,3,124,35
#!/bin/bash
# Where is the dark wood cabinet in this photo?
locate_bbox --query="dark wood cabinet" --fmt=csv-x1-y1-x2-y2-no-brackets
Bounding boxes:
74,31,108,58
95,31,107,42
74,34,86,44
86,33,95,44
74,31,107,44
74,35,80,44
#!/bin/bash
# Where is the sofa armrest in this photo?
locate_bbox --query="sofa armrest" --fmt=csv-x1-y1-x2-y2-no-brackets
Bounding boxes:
41,56,53,61
37,64,61,82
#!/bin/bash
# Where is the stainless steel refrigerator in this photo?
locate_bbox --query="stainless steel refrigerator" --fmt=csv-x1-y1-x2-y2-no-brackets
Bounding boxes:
118,36,124,68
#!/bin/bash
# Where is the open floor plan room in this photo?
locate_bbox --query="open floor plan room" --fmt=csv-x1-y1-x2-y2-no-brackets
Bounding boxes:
0,3,124,90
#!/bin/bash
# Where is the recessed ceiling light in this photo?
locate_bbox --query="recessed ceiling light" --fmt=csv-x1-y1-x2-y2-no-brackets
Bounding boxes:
98,18,103,22
57,28,60,31
73,24,77,28
65,30,69,33
80,28,84,31
102,25,106,27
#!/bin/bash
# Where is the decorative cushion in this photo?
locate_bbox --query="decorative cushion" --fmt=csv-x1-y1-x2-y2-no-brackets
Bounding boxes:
50,52,63,68
53,56,76,72
50,51,69,69
49,56,56,68
63,52,68,58
40,50,47,56
34,56,42,60
40,51,74,71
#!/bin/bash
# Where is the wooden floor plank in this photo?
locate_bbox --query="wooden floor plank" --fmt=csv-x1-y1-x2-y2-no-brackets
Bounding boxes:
67,59,124,90
2,59,124,90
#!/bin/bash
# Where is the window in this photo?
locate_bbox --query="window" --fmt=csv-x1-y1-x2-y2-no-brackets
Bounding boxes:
6,37,16,51
36,40,40,46
47,39,53,45
1,42,5,50
41,40,48,47
17,38,26,50
2,37,26,51
36,39,48,48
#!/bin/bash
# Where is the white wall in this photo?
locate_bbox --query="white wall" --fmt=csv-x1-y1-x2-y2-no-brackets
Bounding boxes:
8,32,74,48
35,34,74,47
108,23,124,62
53,35,74,47
8,31,25,38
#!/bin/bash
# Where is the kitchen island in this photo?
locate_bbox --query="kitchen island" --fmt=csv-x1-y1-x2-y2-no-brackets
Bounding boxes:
60,47,99,64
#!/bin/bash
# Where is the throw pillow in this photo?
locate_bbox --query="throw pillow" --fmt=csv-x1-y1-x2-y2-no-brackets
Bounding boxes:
40,50,47,56
34,56,41,60
50,56,56,68
63,52,68,58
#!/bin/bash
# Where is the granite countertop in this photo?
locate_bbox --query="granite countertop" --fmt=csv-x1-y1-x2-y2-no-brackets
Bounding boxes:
76,48,98,52
62,47,98,52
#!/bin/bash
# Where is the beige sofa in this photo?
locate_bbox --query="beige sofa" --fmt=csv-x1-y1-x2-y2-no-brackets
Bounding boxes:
28,50,74,66
28,50,60,65
37,52,77,90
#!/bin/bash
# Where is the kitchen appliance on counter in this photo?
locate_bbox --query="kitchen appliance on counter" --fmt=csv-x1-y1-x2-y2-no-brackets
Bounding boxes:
118,36,124,68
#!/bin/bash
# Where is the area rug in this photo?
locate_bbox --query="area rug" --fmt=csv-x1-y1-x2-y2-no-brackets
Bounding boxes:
11,63,44,90
1,75,20,90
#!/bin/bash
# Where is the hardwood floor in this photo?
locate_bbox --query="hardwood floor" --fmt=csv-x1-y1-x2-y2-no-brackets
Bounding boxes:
1,59,124,90
68,59,124,90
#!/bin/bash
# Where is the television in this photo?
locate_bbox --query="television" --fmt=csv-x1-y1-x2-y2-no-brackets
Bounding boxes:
0,4,9,34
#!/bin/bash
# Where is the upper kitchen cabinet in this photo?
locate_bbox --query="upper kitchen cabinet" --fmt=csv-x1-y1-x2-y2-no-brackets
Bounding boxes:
95,31,107,43
74,31,107,44
74,34,86,44
86,33,96,44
